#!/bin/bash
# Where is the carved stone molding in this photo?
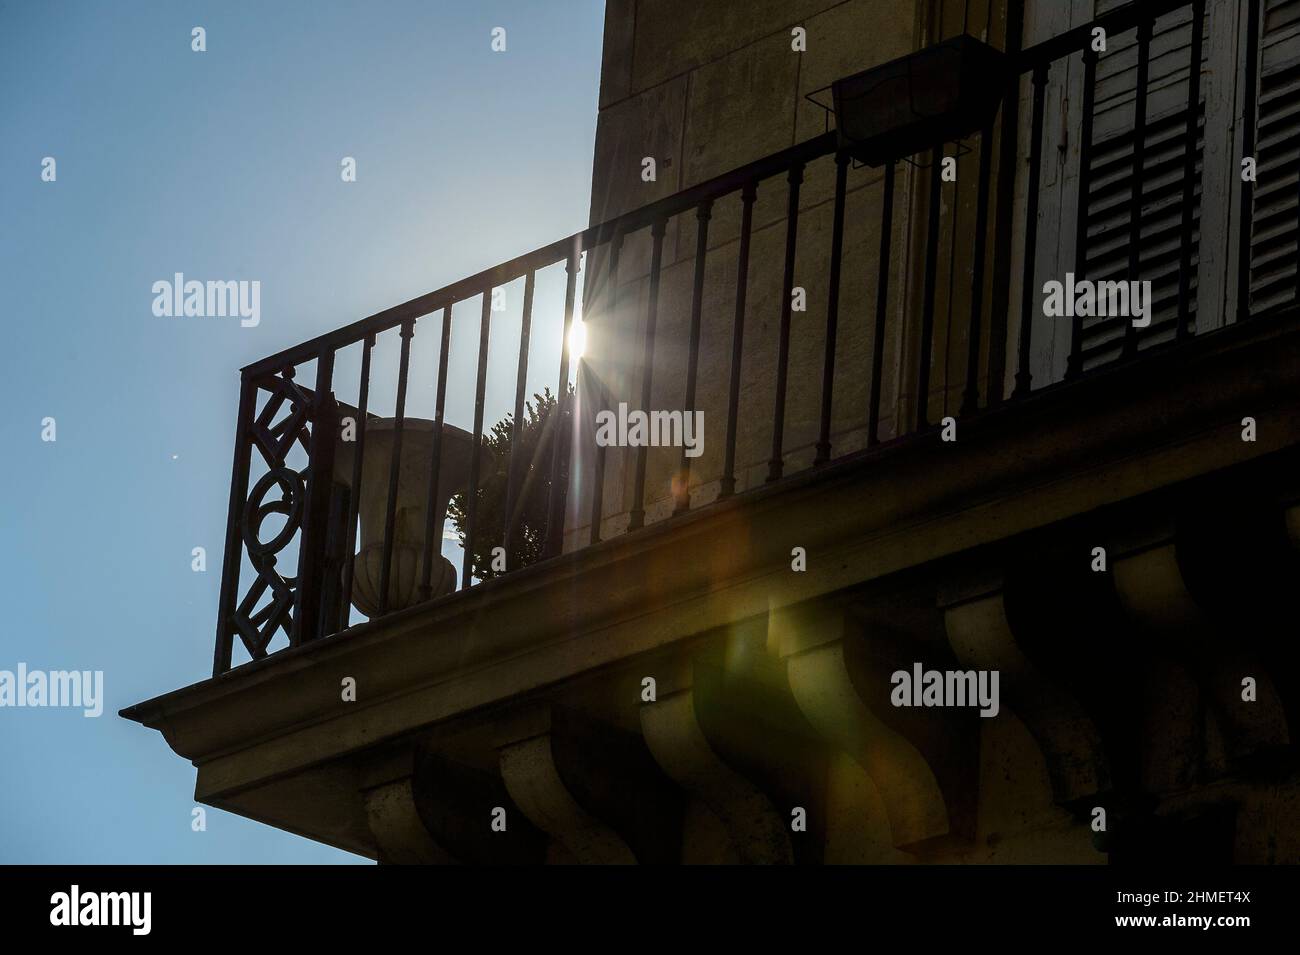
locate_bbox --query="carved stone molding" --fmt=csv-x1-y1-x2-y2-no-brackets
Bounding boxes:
363,775,459,865
360,746,457,865
1175,495,1300,746
1114,540,1288,761
773,601,976,850
496,705,683,864
361,743,548,864
944,582,1108,806
641,687,794,864
412,750,548,865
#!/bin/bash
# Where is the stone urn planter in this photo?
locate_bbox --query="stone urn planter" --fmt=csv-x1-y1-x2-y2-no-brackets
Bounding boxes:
333,417,486,617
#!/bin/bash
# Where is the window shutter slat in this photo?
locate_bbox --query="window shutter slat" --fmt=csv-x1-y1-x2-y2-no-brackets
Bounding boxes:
1077,4,1206,369
1248,0,1300,315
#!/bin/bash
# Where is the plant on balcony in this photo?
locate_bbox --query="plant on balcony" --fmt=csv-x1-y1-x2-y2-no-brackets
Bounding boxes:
447,384,573,580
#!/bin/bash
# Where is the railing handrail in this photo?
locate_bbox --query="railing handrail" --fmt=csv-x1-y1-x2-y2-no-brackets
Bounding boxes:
244,0,1194,378
1015,0,1189,71
242,130,840,377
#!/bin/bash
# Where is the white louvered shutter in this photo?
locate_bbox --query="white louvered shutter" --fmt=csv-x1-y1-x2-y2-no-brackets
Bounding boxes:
1246,0,1300,315
1075,0,1209,369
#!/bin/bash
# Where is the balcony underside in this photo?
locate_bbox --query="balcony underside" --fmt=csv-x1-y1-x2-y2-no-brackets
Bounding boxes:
123,309,1300,862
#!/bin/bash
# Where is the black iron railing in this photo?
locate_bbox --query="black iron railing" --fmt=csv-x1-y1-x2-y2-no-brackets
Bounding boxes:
213,0,1292,674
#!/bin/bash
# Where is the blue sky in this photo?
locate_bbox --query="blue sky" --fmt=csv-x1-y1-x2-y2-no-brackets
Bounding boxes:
0,0,604,863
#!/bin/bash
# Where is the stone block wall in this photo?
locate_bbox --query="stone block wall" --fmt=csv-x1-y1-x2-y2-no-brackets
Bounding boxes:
568,0,1015,549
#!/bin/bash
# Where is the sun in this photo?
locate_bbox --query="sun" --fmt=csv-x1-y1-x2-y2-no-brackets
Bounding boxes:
568,318,587,360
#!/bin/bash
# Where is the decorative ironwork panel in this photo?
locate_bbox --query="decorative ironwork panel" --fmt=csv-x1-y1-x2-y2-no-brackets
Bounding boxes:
227,369,315,663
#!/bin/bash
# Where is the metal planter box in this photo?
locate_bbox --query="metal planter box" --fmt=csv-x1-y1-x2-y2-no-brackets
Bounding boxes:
831,35,1009,166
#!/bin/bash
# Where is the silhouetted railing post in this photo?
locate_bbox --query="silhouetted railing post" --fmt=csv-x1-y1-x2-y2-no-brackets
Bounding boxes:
961,123,996,416
588,234,620,543
916,146,944,425
815,152,850,465
294,347,337,644
675,200,713,513
588,377,610,545
768,163,804,483
629,218,668,530
1067,47,1099,380
503,277,534,560
868,162,896,447
721,182,757,498
213,377,255,676
1014,63,1050,399
986,0,1026,406
341,333,374,615
418,312,452,602
461,294,493,589
545,243,581,556
378,319,414,615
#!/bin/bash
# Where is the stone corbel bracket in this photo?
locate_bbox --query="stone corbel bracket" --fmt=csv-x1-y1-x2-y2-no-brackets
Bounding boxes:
694,633,830,862
641,685,794,863
360,744,458,865
1113,515,1289,765
361,743,548,864
1172,492,1299,750
413,748,549,865
773,600,977,852
363,776,456,865
641,625,830,863
958,530,1165,805
496,704,684,864
944,579,1104,807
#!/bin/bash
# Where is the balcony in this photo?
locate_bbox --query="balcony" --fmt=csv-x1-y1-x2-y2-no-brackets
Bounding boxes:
196,0,1298,676
124,0,1300,863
